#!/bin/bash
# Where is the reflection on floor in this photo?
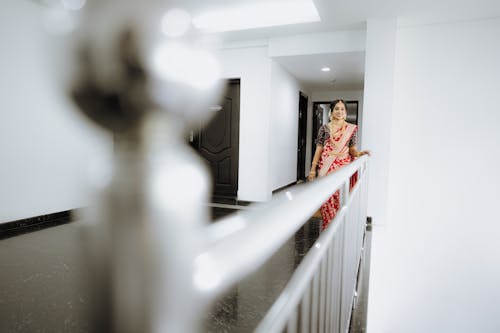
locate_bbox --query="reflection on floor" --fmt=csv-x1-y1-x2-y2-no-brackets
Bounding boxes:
0,206,370,332
0,221,89,332
205,208,371,333
206,208,322,332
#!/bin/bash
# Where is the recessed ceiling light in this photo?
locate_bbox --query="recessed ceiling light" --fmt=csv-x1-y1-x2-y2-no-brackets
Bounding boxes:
192,0,320,33
161,9,192,37
321,67,331,72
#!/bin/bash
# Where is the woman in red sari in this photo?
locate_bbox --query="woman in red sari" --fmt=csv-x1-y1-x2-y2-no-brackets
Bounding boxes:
308,99,370,230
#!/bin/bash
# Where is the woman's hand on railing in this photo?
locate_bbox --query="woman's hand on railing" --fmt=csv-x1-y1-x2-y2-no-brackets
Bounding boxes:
308,169,316,181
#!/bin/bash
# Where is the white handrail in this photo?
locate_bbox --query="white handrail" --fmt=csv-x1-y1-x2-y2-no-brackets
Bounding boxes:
194,155,369,301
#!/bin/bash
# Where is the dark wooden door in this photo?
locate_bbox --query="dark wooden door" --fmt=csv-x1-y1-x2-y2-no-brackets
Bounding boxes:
194,79,240,198
297,92,308,181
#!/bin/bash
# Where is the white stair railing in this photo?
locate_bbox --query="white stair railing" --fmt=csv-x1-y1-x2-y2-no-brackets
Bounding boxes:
203,157,369,333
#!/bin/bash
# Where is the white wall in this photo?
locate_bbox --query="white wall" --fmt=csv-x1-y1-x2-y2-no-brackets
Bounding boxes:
0,3,308,218
217,45,307,199
269,60,302,190
367,17,500,333
0,0,112,222
216,46,273,201
268,30,366,57
361,19,398,226
312,90,364,107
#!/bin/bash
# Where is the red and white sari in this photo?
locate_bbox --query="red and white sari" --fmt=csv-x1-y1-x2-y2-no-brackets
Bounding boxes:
317,123,357,230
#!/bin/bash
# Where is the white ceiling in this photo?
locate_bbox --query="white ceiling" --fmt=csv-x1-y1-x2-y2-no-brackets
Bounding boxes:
274,52,366,91
167,0,500,90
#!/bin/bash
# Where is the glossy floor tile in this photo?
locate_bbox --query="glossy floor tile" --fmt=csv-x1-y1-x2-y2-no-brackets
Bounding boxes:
204,216,321,332
0,222,89,332
0,208,370,332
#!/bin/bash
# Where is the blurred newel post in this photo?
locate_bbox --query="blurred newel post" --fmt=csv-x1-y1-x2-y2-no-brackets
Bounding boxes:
50,1,223,331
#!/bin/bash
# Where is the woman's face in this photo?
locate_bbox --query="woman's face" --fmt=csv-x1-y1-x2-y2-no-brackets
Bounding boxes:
331,102,346,120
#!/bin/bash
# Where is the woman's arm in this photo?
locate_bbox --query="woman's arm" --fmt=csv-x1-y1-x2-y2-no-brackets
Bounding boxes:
349,145,370,158
308,145,323,181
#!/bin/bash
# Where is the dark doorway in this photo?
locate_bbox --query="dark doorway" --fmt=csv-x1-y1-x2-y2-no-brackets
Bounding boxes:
297,92,308,181
311,100,359,164
191,79,240,199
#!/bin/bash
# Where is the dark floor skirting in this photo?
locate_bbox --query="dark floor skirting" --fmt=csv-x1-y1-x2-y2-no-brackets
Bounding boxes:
0,210,74,240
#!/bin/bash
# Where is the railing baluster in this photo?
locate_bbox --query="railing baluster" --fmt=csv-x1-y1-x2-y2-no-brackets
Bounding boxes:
329,240,335,333
333,235,342,333
301,285,311,332
325,241,333,332
286,308,298,333
311,270,320,333
319,256,327,333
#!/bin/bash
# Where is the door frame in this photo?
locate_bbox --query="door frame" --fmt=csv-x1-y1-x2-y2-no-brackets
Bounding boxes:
297,92,308,181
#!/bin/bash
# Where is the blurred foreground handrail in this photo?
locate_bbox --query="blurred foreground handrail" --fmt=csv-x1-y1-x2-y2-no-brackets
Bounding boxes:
196,155,369,300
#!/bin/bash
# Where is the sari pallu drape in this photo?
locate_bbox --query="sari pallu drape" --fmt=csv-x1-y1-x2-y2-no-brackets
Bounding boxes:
317,123,357,230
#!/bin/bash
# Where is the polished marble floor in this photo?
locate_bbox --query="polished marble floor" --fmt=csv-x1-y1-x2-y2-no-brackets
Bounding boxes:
204,209,322,332
0,220,89,332
0,207,370,332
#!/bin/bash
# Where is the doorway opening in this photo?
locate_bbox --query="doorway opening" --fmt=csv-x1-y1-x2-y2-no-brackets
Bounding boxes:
297,92,308,181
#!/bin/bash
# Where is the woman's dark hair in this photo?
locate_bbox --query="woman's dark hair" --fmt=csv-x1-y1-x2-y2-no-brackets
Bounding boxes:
331,99,348,111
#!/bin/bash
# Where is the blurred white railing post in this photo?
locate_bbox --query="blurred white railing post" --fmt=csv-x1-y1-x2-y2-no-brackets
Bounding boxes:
78,113,213,333
59,1,223,332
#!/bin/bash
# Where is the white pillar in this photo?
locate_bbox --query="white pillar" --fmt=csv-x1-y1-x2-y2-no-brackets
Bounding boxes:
361,18,397,225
